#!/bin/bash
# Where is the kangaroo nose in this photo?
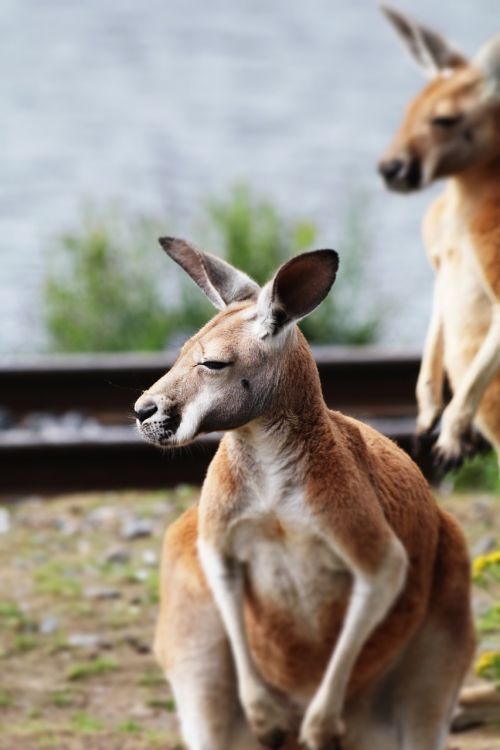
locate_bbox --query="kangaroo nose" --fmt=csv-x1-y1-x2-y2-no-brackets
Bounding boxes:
135,398,158,424
378,158,404,181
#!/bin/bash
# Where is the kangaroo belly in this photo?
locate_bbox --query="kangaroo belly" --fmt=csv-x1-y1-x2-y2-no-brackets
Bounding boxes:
232,507,433,701
232,515,352,699
439,249,492,388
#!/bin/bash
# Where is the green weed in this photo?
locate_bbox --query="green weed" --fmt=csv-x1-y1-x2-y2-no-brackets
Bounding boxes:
71,712,105,733
67,657,119,682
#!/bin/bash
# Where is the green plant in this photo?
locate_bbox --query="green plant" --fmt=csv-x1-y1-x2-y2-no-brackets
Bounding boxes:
0,602,27,631
118,719,141,735
473,549,500,687
44,187,381,353
475,651,500,685
478,603,500,635
34,561,81,599
445,451,500,493
67,657,118,681
204,185,380,344
51,690,74,708
148,697,176,712
71,712,105,733
13,633,37,653
44,208,172,352
0,689,12,709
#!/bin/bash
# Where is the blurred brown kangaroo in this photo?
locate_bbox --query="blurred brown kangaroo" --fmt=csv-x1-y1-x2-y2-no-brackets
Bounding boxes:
379,4,500,469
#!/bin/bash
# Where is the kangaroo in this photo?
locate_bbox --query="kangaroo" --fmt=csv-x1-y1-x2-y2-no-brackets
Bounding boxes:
378,4,500,468
135,238,474,750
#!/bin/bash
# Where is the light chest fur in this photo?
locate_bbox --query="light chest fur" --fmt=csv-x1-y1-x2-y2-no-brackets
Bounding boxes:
222,435,351,637
231,501,350,637
425,188,493,380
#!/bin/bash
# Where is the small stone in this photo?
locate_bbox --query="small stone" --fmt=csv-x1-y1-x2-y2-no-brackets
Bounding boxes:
471,594,491,615
40,615,59,635
84,587,122,601
0,508,10,534
121,518,153,540
86,505,119,529
52,517,79,536
130,701,154,719
152,500,171,517
472,534,498,557
142,549,157,567
472,498,494,524
103,546,131,565
124,634,150,654
67,633,111,650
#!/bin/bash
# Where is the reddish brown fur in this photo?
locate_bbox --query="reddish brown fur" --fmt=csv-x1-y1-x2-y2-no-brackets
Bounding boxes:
157,330,472,706
141,239,474,747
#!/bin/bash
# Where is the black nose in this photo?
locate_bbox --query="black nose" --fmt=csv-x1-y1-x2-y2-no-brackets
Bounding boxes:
379,158,404,181
135,399,158,423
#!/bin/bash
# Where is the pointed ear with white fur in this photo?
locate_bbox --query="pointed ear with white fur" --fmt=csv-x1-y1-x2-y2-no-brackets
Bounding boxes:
256,250,339,338
380,3,467,78
476,34,500,98
159,237,260,310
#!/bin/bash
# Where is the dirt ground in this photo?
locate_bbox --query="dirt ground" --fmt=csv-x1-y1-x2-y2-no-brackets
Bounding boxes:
0,487,498,750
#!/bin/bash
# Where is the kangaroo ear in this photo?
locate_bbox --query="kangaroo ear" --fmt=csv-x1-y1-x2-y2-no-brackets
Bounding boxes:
257,250,339,338
476,34,500,98
159,237,260,310
380,3,467,78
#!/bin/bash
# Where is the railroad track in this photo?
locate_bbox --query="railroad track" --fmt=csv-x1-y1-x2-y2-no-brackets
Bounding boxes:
0,348,434,496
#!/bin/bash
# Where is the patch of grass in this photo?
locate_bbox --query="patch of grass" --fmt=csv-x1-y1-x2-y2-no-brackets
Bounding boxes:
478,604,500,635
118,718,142,734
148,697,176,712
49,633,71,654
27,707,44,719
50,690,74,708
71,712,105,733
0,601,31,631
139,669,165,688
145,729,176,747
0,689,12,708
67,657,119,682
475,651,500,686
446,451,500,493
34,561,82,599
146,569,160,605
13,633,38,653
6,718,55,736
104,604,141,631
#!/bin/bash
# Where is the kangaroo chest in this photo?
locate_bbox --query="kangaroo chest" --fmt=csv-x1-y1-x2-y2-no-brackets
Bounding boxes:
228,491,351,632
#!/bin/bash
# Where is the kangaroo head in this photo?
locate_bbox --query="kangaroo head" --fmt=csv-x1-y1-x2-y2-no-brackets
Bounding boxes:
378,4,500,192
134,239,338,447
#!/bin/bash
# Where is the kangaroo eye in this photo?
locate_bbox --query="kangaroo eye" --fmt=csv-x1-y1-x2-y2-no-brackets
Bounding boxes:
201,361,232,370
431,115,463,129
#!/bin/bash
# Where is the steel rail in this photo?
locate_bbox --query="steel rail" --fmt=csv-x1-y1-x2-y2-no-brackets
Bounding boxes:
0,349,432,496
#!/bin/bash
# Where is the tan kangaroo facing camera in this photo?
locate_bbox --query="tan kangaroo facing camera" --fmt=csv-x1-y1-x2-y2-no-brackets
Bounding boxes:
135,238,474,750
379,4,500,467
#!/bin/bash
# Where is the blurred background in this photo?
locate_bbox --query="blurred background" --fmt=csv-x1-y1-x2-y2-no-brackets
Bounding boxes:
2,0,499,355
1,2,500,749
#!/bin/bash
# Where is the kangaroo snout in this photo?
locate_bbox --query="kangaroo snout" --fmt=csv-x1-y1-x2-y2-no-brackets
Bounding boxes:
378,157,404,182
134,392,182,445
378,155,422,192
134,396,158,424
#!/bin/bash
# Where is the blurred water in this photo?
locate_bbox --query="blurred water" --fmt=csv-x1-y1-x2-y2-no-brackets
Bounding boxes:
1,0,498,353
